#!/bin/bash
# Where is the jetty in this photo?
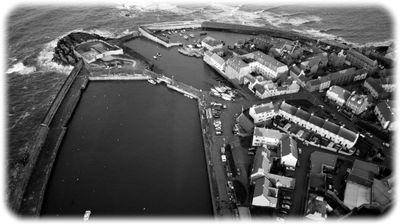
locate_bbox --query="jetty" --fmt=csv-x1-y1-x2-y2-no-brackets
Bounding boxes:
138,26,182,48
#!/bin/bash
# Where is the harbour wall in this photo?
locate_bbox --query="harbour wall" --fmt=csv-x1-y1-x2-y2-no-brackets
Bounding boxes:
18,61,89,215
138,26,182,48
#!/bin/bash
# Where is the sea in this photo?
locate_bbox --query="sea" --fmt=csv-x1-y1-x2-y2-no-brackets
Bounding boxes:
6,2,393,177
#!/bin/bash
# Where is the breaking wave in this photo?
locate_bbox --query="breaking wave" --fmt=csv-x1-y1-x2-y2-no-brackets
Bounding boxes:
6,62,37,75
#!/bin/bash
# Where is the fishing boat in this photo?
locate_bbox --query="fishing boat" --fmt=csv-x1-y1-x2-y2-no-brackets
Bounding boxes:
148,79,157,85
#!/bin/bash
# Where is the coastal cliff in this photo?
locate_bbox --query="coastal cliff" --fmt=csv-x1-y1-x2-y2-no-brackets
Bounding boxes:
52,32,111,66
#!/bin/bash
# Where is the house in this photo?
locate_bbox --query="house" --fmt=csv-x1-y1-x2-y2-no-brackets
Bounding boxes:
252,177,278,207
280,136,298,168
203,50,226,72
310,151,338,174
372,176,393,208
345,94,371,115
249,102,276,124
363,77,387,99
326,85,351,106
279,101,359,149
236,112,255,133
225,56,250,83
300,52,328,75
305,195,328,221
380,76,395,93
346,49,378,71
289,65,308,88
252,127,284,147
244,51,288,79
267,173,296,189
201,36,223,51
343,160,380,209
250,148,273,182
374,101,394,131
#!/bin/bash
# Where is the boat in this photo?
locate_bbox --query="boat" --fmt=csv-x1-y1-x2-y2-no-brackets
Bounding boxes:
179,33,182,36
153,55,158,60
200,32,207,36
214,86,225,93
183,35,189,40
221,95,232,101
148,79,157,85
156,52,162,57
83,210,91,221
189,34,195,38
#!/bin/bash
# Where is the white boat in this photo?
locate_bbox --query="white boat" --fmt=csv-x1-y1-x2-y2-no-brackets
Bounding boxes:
153,55,158,59
214,86,225,93
189,34,195,38
183,35,189,40
156,52,162,57
221,95,232,101
83,210,91,221
148,79,157,85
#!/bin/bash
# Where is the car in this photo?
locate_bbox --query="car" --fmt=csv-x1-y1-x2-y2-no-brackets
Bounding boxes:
236,168,241,176
282,200,292,206
283,196,291,200
281,204,291,210
215,131,222,135
298,148,302,155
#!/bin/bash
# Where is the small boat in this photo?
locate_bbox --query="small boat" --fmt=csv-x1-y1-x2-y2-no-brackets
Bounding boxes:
156,52,162,57
153,55,158,60
179,33,182,36
183,35,189,40
83,210,91,221
221,95,232,101
214,86,225,93
200,32,207,36
148,79,157,85
189,34,195,38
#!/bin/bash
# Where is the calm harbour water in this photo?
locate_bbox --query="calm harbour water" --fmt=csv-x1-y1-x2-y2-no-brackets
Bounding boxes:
41,81,212,216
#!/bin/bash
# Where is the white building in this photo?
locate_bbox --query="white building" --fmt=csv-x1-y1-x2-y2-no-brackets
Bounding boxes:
201,36,223,51
244,51,288,80
249,102,276,124
252,127,284,147
326,85,351,106
374,101,394,131
252,177,278,208
203,50,226,72
280,136,298,168
278,101,359,149
225,56,251,83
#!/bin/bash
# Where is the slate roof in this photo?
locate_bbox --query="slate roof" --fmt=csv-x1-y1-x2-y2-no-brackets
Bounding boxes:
322,120,340,134
280,136,298,158
310,151,338,174
253,102,275,114
337,127,358,142
376,101,394,122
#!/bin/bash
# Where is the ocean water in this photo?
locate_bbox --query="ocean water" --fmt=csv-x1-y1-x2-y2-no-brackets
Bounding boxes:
6,3,393,160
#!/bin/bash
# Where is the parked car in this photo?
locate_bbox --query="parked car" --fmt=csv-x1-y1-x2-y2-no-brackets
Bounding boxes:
282,200,292,206
279,210,288,215
283,195,292,200
281,204,291,210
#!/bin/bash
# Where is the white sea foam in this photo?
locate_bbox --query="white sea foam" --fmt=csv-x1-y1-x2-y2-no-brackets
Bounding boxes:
6,62,37,75
36,39,74,75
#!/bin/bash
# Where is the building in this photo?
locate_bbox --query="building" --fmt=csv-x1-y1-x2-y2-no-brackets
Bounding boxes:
310,151,338,174
380,76,395,93
267,173,296,189
252,127,284,147
353,68,368,82
225,56,251,83
236,112,255,134
253,79,300,99
303,67,359,92
374,101,394,131
74,40,124,63
249,102,276,124
326,85,351,106
300,52,328,75
203,50,226,72
244,51,288,79
305,195,328,221
363,78,387,99
252,177,278,207
343,160,380,209
201,36,223,51
346,49,378,71
279,101,359,149
372,176,393,208
328,67,357,86
280,136,298,168
250,148,273,182
289,65,308,88
345,94,371,115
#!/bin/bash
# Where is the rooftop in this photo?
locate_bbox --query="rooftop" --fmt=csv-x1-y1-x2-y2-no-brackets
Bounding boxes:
246,51,286,70
202,36,223,47
327,85,351,101
254,127,283,140
310,151,338,174
252,102,275,114
280,136,298,158
376,100,394,122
